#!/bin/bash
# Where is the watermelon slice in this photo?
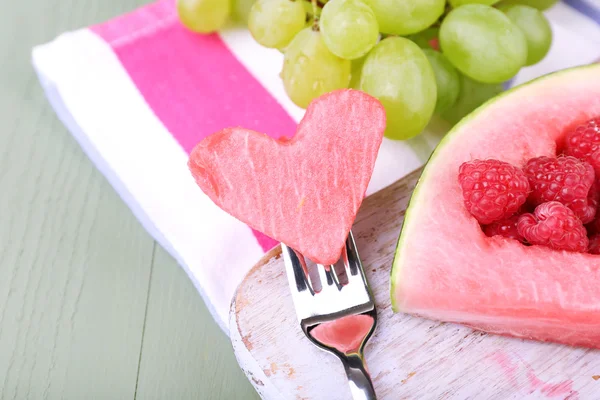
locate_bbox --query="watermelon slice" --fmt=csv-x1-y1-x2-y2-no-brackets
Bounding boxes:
189,90,386,265
391,63,600,348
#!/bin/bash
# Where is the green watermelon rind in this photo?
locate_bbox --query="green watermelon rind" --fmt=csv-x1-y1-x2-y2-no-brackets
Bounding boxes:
389,64,599,312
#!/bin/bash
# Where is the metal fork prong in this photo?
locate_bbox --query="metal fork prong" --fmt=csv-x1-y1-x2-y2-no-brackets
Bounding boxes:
315,264,329,291
282,244,315,295
344,232,365,284
330,262,342,287
316,264,338,290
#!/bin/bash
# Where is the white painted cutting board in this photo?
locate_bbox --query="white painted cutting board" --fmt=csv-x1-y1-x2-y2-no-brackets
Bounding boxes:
230,169,600,400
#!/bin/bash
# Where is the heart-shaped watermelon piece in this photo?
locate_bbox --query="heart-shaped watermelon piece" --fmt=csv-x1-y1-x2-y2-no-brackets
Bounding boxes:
392,63,600,348
189,90,386,265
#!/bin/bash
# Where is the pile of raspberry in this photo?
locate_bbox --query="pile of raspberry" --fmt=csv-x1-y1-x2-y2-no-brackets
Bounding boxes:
458,117,600,254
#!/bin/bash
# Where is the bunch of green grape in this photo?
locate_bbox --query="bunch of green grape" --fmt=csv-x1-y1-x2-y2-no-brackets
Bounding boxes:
177,0,555,140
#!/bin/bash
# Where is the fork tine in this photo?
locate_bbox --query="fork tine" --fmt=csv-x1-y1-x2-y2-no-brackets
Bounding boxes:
315,264,328,291
330,261,342,287
282,244,315,295
344,232,366,283
332,258,349,286
316,264,338,291
284,230,374,324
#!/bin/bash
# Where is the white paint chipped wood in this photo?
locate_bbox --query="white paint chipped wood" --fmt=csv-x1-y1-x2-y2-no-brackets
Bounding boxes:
231,169,600,400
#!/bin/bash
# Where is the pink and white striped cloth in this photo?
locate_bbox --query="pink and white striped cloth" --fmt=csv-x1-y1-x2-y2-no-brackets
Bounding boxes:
32,0,600,332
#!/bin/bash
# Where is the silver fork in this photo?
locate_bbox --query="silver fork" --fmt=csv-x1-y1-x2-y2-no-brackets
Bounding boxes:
282,231,377,400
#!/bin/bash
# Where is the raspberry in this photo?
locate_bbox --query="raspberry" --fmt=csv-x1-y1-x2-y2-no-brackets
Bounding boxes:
563,117,600,174
483,215,524,242
589,234,600,254
517,202,588,252
458,159,530,225
569,179,599,224
569,196,597,224
524,156,595,222
587,150,600,176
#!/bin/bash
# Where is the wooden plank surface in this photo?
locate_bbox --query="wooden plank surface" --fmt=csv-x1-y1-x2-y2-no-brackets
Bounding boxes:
0,0,257,398
0,50,154,400
135,245,259,400
231,169,600,400
0,1,153,397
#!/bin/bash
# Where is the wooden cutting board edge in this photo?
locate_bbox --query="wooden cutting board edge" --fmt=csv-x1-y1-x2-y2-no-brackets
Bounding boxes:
230,246,286,399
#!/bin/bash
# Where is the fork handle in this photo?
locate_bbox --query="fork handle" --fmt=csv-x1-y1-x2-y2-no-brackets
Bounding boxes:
343,354,377,400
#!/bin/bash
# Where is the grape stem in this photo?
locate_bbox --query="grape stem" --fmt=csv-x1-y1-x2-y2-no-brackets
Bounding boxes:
311,0,319,30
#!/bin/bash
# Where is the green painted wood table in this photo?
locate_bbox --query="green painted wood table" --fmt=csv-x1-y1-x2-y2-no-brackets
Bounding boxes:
0,0,259,398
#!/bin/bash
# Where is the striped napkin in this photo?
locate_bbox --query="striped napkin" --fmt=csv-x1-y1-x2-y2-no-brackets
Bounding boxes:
32,0,600,332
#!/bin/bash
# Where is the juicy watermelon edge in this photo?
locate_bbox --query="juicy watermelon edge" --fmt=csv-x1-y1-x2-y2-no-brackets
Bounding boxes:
389,63,600,312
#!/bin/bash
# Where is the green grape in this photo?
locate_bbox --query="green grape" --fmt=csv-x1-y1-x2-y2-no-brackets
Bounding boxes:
441,74,503,125
177,0,231,33
281,28,351,108
408,28,439,50
499,4,552,66
232,0,256,23
422,49,460,114
359,37,437,140
349,56,366,89
449,0,500,6
320,0,379,60
248,0,306,49
440,4,527,84
497,0,557,10
363,0,445,36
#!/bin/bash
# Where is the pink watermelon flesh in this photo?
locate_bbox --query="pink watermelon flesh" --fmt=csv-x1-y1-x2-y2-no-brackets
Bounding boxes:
392,64,600,348
310,314,374,354
189,90,386,265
